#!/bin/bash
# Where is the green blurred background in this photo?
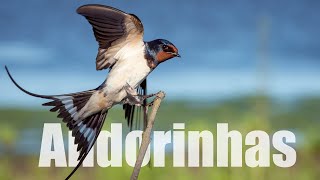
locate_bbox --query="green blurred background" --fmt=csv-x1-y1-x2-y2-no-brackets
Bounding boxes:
1,97,320,179
1,0,320,179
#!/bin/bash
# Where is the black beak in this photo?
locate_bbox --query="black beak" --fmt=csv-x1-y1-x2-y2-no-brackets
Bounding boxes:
173,53,181,58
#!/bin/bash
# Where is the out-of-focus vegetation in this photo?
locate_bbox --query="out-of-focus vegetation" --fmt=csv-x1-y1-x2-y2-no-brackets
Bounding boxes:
0,96,319,180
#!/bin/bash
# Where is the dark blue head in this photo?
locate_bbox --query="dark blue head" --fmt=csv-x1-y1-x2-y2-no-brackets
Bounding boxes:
146,39,180,64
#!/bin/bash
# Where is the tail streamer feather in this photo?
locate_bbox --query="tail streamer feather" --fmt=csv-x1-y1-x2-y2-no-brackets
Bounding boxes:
65,111,108,180
5,66,108,179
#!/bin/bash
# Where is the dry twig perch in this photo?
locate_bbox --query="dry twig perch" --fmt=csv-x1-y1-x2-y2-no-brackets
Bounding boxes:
130,91,166,180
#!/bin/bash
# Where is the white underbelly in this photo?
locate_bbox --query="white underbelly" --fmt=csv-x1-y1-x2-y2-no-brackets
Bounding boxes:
103,55,151,103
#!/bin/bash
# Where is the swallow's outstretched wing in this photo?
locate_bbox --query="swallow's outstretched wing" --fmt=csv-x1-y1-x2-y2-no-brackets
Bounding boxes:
5,66,107,180
123,79,148,130
78,4,148,130
77,4,144,71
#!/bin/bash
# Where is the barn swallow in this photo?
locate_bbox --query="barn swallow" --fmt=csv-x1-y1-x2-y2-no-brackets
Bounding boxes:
5,4,180,180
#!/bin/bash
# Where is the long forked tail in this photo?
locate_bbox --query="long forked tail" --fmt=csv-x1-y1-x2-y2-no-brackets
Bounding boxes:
5,66,96,128
5,66,108,179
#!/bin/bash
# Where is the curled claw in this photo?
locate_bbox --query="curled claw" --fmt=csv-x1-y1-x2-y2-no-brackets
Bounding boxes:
144,91,164,107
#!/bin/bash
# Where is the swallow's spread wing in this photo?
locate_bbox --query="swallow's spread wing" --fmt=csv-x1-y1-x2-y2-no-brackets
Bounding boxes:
77,4,144,71
123,79,148,130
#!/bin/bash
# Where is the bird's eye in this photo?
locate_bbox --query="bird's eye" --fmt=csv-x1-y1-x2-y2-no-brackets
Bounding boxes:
163,45,169,50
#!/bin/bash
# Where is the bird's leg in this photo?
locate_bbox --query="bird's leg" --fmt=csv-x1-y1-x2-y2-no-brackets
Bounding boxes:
145,101,155,107
123,83,156,106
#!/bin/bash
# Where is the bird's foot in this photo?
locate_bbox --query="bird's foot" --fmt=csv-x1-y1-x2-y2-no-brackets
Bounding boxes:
123,83,157,106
